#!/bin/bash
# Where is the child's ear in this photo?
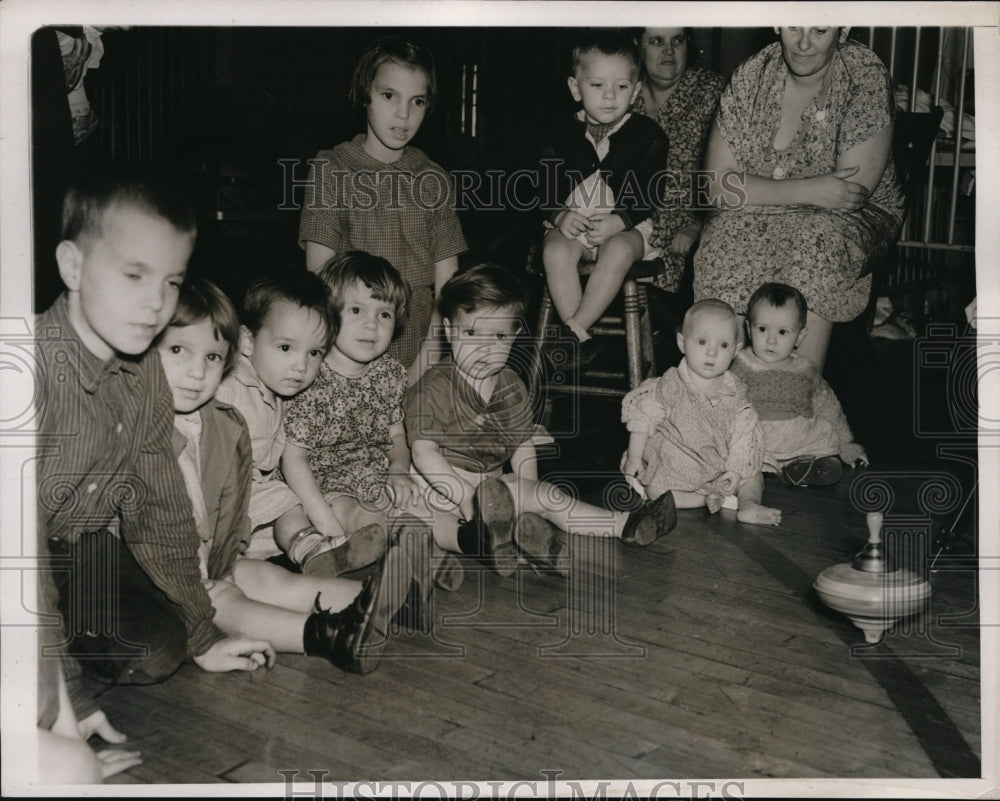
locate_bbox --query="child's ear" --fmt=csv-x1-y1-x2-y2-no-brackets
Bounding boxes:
629,81,641,106
442,317,454,345
55,240,83,291
238,325,255,358
567,76,582,103
794,327,808,350
838,27,851,44
675,331,686,354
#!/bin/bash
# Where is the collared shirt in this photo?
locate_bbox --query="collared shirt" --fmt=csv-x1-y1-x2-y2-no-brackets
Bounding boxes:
215,353,285,480
540,111,668,231
404,356,535,474
36,295,224,657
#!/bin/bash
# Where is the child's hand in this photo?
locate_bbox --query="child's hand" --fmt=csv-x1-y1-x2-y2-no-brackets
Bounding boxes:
194,636,276,673
77,709,128,744
584,213,625,247
557,210,594,240
307,504,343,541
386,473,421,510
95,746,143,779
621,453,643,481
715,470,740,495
619,453,647,500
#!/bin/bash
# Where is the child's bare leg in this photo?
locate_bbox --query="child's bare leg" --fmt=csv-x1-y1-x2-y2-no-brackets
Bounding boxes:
735,473,781,526
231,558,361,612
569,230,643,332
505,475,619,538
670,489,710,509
541,229,586,324
208,578,311,652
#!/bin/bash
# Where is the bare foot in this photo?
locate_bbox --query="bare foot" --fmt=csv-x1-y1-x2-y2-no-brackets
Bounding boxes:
705,493,725,514
737,502,781,526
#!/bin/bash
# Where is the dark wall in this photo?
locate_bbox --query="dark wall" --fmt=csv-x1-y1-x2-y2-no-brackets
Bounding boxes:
35,26,957,301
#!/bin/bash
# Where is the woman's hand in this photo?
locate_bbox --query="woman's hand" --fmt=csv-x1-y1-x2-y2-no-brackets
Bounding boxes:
670,223,702,256
556,210,594,240
807,166,870,211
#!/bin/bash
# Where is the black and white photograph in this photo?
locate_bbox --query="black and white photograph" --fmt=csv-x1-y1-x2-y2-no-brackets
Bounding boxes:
1,1,997,797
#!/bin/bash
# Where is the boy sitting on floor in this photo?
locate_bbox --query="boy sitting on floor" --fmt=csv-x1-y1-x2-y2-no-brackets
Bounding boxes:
406,263,676,578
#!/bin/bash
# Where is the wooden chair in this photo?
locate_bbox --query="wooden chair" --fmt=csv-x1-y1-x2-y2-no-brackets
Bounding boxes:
525,244,663,416
869,106,946,301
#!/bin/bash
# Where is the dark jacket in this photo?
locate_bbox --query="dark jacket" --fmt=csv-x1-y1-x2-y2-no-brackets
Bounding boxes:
540,112,669,229
171,399,253,580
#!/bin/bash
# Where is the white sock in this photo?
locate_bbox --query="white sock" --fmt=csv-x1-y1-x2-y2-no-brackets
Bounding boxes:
566,319,591,342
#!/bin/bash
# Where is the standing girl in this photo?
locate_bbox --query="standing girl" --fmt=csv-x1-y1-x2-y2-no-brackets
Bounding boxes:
299,38,467,383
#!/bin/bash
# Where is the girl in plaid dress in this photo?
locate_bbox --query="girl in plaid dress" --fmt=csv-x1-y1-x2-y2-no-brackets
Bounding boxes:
299,37,467,384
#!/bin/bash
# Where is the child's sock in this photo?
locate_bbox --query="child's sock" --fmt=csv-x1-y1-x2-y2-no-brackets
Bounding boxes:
287,527,331,567
565,318,591,343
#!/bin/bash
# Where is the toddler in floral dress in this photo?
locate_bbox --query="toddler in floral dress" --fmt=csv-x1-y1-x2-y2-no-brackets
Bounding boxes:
622,298,781,526
282,251,463,612
732,282,868,486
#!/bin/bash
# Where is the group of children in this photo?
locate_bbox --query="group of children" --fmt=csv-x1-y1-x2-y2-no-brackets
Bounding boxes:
35,30,865,782
535,30,866,520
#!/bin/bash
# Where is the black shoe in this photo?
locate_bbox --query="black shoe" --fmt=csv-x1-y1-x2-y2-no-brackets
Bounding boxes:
543,324,595,372
302,533,411,673
621,491,678,546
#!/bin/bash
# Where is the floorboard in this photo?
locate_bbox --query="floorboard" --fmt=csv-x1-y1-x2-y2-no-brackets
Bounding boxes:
93,341,982,786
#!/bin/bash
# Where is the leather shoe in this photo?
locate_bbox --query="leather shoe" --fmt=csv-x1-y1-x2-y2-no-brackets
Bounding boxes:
621,491,677,546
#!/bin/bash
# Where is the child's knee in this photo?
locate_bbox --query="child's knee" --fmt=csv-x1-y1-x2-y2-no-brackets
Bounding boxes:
599,232,642,269
542,232,582,270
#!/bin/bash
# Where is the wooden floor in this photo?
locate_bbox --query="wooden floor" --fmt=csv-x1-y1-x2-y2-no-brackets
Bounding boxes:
88,337,983,785
96,438,982,784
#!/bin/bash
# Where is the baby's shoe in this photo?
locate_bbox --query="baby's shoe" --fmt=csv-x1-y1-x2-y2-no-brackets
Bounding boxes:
473,477,519,577
621,490,678,546
299,524,386,576
302,532,411,673
781,455,843,487
514,513,569,577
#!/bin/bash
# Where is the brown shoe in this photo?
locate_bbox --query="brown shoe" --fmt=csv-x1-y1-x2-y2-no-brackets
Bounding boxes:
302,523,387,576
474,477,518,577
302,530,411,673
514,513,568,577
621,491,677,546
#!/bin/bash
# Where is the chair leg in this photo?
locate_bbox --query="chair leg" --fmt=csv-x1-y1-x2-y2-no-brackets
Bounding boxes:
622,278,643,390
529,288,555,406
636,282,656,381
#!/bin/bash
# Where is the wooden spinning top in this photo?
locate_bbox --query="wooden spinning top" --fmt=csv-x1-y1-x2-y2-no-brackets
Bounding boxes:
813,512,932,643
